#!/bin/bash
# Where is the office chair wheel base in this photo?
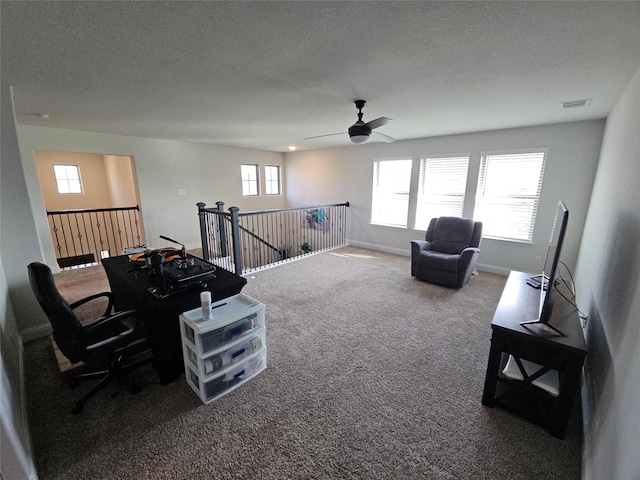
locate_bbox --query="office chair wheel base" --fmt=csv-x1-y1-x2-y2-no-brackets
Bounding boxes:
71,403,84,415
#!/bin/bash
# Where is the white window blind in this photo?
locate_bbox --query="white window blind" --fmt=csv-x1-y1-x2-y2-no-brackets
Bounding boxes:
53,164,83,194
241,164,259,196
415,155,469,230
371,158,413,227
475,151,546,242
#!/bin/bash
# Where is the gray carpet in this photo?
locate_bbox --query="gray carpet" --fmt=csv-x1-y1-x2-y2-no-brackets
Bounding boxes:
24,246,582,479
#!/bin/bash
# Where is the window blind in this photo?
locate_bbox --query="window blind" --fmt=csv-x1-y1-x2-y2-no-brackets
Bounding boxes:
415,155,469,230
475,151,546,242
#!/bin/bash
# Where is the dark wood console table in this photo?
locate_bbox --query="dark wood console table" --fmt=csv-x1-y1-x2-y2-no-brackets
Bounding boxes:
481,270,587,438
102,255,247,385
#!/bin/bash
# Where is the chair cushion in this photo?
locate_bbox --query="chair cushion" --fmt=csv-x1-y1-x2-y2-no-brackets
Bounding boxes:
418,251,459,273
430,217,475,254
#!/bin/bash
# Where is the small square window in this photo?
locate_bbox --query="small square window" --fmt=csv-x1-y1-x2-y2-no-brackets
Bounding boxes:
241,164,259,196
265,165,281,195
53,164,83,194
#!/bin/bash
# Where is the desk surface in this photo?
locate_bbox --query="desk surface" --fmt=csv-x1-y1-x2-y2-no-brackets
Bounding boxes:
102,255,247,384
492,271,587,355
102,254,247,311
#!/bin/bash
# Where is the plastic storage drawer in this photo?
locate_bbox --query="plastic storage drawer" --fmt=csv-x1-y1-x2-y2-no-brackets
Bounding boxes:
181,294,266,356
185,327,266,376
186,348,267,404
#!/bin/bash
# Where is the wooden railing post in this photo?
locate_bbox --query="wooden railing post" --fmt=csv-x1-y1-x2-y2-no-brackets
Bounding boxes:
229,206,243,275
197,202,209,262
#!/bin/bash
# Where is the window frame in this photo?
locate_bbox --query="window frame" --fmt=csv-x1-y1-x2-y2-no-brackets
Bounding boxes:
264,165,281,196
53,164,84,195
474,148,548,243
240,164,260,196
370,157,414,228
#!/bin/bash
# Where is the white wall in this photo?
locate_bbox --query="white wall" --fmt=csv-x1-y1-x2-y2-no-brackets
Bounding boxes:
576,67,640,480
0,85,39,479
15,126,285,338
285,120,604,275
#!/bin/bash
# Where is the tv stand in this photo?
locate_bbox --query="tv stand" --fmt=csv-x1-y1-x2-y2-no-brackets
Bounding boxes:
482,271,587,439
520,318,565,336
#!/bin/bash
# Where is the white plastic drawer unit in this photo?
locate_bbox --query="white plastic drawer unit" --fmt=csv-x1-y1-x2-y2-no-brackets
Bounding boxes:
179,293,267,404
181,293,266,356
185,327,266,376
186,349,267,404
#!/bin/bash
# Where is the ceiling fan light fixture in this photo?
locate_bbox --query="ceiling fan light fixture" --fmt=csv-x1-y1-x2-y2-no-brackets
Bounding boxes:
350,134,370,144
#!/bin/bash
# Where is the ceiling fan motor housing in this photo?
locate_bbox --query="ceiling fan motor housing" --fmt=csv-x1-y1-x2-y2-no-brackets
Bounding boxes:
348,126,371,143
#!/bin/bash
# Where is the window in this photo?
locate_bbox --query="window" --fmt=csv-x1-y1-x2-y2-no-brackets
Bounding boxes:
475,150,547,242
53,164,83,194
264,165,281,195
415,155,469,230
241,164,259,196
371,158,413,227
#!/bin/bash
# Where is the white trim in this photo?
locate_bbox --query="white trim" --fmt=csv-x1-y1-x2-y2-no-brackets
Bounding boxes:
347,239,410,257
20,323,52,342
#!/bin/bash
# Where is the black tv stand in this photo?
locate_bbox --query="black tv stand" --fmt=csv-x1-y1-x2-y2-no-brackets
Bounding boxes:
482,271,587,438
520,318,565,336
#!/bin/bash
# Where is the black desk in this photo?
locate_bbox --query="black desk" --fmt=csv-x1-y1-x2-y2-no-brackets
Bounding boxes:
102,255,247,385
481,271,587,438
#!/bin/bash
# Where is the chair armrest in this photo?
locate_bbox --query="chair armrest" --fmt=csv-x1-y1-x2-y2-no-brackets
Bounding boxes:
410,240,431,253
459,247,480,265
410,240,432,277
84,308,141,338
70,291,114,318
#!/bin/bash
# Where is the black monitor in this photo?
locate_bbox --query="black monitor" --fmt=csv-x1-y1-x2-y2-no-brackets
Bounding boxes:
521,200,569,335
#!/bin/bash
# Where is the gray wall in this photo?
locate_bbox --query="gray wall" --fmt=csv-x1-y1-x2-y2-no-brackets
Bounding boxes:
576,67,640,479
284,120,604,276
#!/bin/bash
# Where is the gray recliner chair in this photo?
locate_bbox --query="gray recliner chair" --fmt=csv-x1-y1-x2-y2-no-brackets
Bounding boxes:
411,216,483,288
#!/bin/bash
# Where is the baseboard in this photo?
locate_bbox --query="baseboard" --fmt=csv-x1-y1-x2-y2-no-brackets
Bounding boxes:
475,263,510,276
20,322,52,342
346,241,510,276
346,240,410,257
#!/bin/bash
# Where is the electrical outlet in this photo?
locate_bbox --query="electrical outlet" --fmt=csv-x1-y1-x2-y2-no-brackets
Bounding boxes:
534,256,542,265
579,312,589,328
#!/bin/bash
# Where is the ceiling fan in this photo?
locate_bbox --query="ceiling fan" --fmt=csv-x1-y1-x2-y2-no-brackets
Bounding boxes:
305,100,395,144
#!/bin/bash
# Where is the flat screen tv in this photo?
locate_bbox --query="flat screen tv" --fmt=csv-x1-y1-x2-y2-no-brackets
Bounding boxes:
521,200,569,336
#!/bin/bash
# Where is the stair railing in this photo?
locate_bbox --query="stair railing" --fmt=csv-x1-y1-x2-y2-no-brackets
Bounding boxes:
197,201,349,275
47,206,145,269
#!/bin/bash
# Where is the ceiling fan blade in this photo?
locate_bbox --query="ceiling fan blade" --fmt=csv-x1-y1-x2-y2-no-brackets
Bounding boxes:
371,131,396,143
303,132,346,140
365,117,392,130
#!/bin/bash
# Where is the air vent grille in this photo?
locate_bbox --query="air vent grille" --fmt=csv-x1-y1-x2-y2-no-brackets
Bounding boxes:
561,99,591,109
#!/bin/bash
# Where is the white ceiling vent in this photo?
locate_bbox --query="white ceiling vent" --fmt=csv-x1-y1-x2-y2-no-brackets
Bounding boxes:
561,99,591,109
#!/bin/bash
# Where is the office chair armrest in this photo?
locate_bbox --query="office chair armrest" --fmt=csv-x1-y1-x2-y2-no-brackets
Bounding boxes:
69,291,114,318
84,309,142,338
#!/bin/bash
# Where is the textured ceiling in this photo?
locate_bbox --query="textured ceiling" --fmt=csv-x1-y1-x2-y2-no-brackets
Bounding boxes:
2,1,640,152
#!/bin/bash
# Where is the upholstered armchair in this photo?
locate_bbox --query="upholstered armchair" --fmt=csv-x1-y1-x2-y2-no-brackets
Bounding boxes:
411,216,483,288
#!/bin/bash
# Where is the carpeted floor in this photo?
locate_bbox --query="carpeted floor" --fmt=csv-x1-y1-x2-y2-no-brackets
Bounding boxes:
24,246,583,479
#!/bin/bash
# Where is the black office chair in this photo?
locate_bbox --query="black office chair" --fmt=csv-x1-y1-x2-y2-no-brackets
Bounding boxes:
28,262,151,414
